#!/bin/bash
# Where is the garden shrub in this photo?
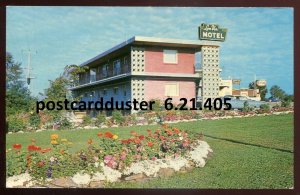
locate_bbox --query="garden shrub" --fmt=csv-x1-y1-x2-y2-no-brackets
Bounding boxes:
281,100,291,108
58,117,72,130
95,113,106,126
112,110,125,124
6,115,26,133
82,115,93,126
150,99,162,112
260,104,270,111
242,101,253,112
29,114,41,130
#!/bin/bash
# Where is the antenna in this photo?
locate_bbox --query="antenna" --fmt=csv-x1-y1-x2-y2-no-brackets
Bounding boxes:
23,49,37,92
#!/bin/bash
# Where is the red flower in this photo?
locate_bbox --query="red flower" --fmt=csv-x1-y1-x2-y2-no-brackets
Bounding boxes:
147,142,153,147
172,128,180,134
38,161,45,168
97,132,103,137
27,145,41,151
134,138,141,144
121,139,129,144
13,144,22,150
41,147,52,153
159,135,165,140
104,132,114,138
139,135,145,140
35,146,41,151
166,130,173,136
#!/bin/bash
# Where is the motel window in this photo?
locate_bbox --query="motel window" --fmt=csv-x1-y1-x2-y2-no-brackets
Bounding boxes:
90,68,96,82
124,56,129,73
113,60,121,75
163,50,178,64
165,83,179,97
114,87,119,95
102,64,108,78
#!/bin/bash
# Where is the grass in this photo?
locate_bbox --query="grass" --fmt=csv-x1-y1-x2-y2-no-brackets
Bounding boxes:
6,113,294,188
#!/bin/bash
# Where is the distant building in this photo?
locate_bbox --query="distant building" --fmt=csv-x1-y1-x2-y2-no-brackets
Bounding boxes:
232,88,261,101
219,79,233,97
70,36,225,116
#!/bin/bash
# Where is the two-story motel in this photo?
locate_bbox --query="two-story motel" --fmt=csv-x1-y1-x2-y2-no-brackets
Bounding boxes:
70,36,225,116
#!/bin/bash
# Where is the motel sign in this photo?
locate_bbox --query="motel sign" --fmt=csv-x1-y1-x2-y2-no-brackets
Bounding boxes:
198,23,227,42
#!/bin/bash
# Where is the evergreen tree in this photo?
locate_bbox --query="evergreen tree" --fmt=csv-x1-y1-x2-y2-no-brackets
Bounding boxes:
6,52,33,115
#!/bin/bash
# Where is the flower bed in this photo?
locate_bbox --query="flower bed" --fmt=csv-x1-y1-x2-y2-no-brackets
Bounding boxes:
6,124,213,188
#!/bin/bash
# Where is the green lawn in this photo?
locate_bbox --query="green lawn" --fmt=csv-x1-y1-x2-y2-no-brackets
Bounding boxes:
6,113,294,188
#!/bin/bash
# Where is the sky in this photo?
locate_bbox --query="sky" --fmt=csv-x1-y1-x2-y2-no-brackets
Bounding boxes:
6,7,294,97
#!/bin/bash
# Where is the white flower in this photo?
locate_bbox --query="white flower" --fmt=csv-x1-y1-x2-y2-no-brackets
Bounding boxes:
71,172,91,185
179,137,183,140
6,173,33,188
94,162,99,168
50,156,55,162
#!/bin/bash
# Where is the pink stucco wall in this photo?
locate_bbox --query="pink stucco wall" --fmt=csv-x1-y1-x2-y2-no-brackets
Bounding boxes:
145,47,195,74
144,79,196,107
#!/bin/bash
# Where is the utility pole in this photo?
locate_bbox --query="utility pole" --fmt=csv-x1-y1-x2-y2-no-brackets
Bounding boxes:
23,49,37,92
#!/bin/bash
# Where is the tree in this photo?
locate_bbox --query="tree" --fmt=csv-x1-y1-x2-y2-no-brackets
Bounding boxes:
6,52,34,115
269,85,286,100
249,81,267,101
43,64,88,101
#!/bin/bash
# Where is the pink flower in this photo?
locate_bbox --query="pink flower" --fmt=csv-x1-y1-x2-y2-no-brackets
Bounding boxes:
93,156,99,161
151,157,157,161
104,155,113,161
120,153,127,161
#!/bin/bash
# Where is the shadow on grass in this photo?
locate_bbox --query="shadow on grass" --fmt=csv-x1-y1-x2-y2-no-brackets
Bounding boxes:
203,134,293,154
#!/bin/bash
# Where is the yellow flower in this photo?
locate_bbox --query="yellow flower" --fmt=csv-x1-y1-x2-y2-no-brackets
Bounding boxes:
112,134,118,139
51,134,59,140
67,142,73,145
51,140,58,145
61,138,68,142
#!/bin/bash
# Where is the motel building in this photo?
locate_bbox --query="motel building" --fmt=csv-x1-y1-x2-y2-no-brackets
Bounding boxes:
70,24,229,116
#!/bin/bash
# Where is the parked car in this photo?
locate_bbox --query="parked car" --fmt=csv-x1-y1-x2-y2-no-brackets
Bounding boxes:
268,97,281,102
222,95,267,110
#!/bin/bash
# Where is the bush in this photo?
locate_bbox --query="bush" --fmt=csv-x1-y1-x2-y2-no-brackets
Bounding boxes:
260,104,270,111
281,100,291,108
7,116,26,133
82,115,92,126
58,117,72,130
150,99,162,112
95,113,107,126
242,101,253,112
29,114,41,130
112,111,125,124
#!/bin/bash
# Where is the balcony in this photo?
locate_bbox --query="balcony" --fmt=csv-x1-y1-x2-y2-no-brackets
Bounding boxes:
78,64,130,86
